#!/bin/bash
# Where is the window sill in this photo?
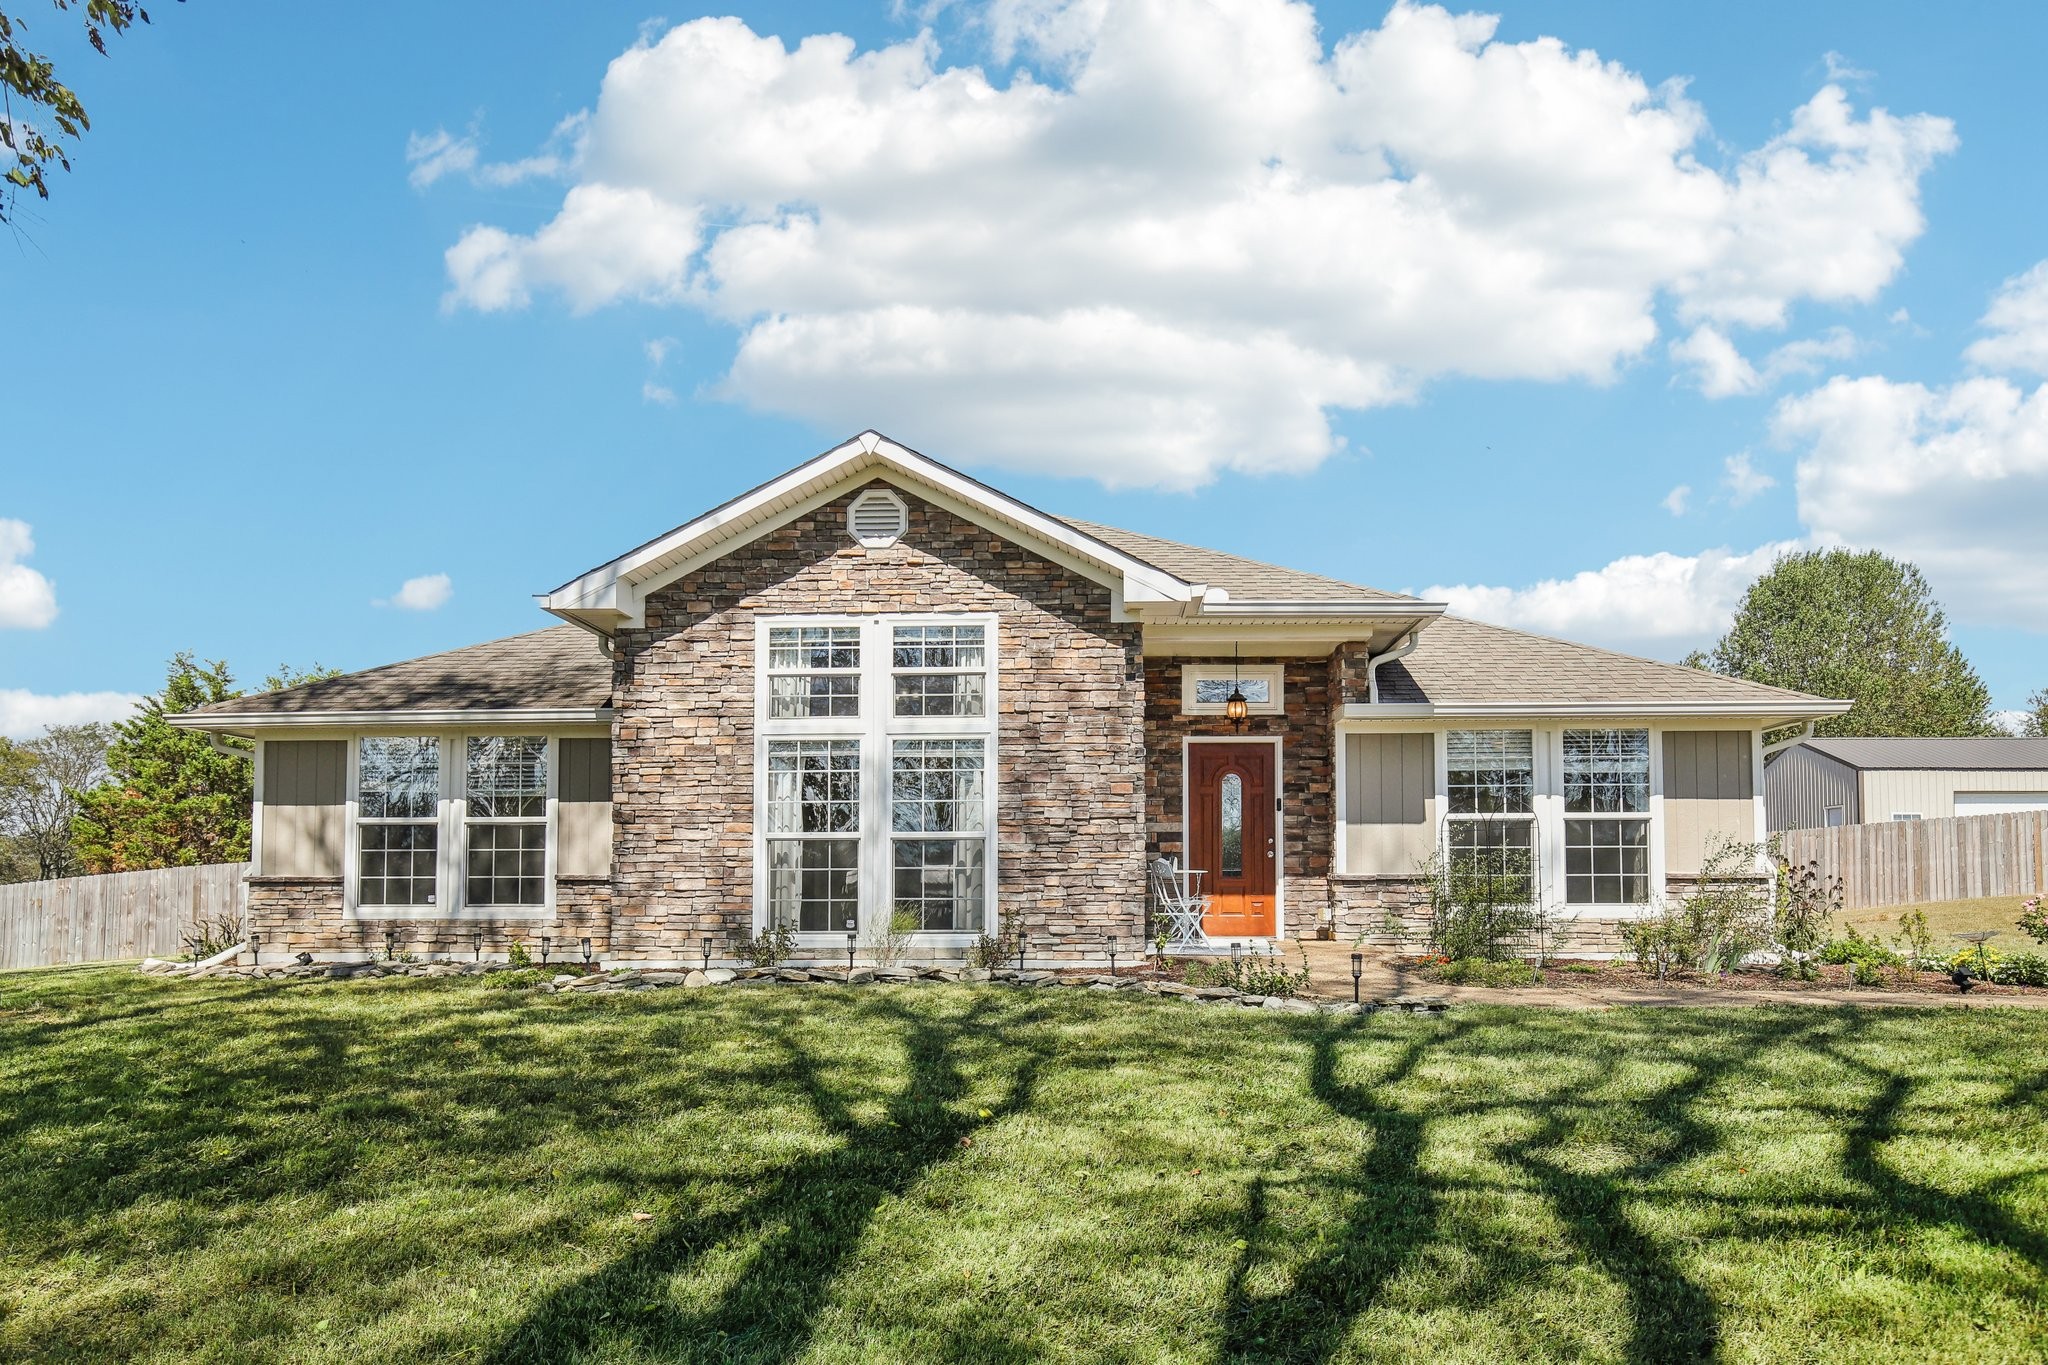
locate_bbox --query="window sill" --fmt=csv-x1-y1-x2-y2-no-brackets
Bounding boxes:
351,907,553,922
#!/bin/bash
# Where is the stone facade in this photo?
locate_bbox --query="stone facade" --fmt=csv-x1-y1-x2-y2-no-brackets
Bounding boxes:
245,876,612,961
607,481,1146,966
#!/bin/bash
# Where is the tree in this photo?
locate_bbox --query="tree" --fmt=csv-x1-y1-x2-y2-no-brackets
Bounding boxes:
71,655,341,873
2,1,160,225
73,654,248,872
0,722,109,881
1691,549,1996,740
2018,688,2048,739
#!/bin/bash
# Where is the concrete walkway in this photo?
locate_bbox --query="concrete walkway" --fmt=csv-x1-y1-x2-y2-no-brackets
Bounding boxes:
1283,939,2048,1009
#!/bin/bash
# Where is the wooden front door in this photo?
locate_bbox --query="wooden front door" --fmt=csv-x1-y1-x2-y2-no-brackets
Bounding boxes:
1187,742,1277,938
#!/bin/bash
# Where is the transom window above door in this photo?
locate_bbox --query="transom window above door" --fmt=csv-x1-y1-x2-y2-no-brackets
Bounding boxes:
1181,663,1284,716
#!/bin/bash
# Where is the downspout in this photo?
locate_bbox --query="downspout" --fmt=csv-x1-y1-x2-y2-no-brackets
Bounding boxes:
1364,632,1418,705
1761,720,1816,760
206,731,252,761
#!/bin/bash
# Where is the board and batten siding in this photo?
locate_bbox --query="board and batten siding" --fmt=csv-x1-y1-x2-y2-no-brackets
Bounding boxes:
1859,768,2048,822
557,737,613,878
1662,731,1757,874
260,740,346,877
1342,733,1436,876
1764,744,1860,832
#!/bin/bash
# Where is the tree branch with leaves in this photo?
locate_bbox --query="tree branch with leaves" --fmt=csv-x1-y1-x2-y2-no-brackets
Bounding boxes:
2,0,164,225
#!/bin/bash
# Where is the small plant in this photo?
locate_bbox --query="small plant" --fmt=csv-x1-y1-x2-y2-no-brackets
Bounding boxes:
1621,916,1688,979
506,939,532,969
1896,908,1936,965
1181,943,1312,997
180,910,244,961
737,924,797,968
1948,944,2000,976
1430,957,1539,986
1772,849,1840,961
1850,959,1887,988
1991,951,2048,988
1819,928,1904,969
482,967,549,990
865,909,920,967
1557,960,1604,976
968,928,1020,970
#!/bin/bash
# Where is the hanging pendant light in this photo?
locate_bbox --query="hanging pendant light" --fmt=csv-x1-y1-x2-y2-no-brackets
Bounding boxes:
1225,642,1249,726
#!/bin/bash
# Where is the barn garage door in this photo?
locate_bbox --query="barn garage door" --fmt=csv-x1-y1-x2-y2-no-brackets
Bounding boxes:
1956,791,2048,816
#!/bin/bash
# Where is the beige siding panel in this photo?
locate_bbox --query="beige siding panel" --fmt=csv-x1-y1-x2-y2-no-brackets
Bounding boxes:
1663,731,1756,873
1344,733,1437,876
1860,769,2048,822
559,738,613,804
261,741,345,878
558,801,613,878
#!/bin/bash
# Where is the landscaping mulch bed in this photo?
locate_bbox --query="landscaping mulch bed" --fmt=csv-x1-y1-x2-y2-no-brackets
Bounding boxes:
1449,958,2045,998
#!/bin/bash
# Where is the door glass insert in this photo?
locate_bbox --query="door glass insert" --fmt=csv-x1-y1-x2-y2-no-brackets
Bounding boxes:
1220,772,1243,877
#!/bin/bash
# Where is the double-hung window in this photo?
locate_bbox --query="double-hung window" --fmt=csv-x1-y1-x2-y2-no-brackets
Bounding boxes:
357,737,442,908
767,625,861,718
1563,729,1651,905
765,739,862,931
892,624,986,717
891,738,986,931
1444,730,1536,902
465,736,549,908
757,614,996,939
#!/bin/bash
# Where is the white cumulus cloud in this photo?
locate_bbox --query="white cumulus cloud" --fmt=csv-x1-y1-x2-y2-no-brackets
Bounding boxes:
377,573,453,611
1721,451,1778,505
1425,542,1798,654
1965,260,2048,377
0,519,58,629
0,689,141,740
1671,324,1857,398
437,0,1953,489
1662,484,1691,516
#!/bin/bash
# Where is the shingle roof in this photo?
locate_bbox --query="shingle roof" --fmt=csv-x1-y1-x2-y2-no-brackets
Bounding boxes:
1056,518,1422,604
1376,615,1827,708
1797,737,2048,771
184,627,610,718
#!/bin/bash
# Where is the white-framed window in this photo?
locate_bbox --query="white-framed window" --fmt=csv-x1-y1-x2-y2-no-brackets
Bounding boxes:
1891,812,1923,822
1824,805,1845,828
464,736,549,909
766,624,862,718
1444,729,1537,901
349,734,558,918
1562,729,1651,906
1181,663,1284,716
765,739,862,932
357,736,441,908
755,613,997,939
891,738,987,931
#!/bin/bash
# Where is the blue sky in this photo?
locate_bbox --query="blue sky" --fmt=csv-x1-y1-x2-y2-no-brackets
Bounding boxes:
6,0,2046,735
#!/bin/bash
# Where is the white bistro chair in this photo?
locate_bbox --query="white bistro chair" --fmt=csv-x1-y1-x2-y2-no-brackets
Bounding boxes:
1149,856,1211,951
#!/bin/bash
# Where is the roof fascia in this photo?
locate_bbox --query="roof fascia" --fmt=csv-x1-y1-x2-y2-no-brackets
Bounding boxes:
169,707,614,732
1339,699,1853,721
540,432,1196,628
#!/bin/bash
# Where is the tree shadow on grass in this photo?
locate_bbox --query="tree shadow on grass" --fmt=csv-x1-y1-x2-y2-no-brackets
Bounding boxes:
483,992,1047,1365
1216,1020,1447,1364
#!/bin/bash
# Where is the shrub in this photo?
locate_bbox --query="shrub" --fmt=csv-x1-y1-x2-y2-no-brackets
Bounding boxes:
1991,952,2048,988
506,939,532,969
2019,897,2048,945
1850,959,1887,988
1771,852,1840,961
1819,928,1904,968
1419,848,1546,963
1621,838,1774,977
736,925,797,968
1431,957,1539,986
968,929,1020,970
1181,943,1312,997
180,910,244,961
1947,945,2000,976
481,968,550,990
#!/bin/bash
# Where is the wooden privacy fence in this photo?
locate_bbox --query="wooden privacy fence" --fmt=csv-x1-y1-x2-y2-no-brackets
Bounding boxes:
0,863,248,970
1778,811,2048,910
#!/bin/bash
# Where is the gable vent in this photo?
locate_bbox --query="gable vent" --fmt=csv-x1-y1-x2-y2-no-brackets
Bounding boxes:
848,487,909,548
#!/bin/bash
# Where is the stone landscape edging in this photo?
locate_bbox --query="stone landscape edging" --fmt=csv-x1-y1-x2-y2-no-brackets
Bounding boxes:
134,957,1448,1015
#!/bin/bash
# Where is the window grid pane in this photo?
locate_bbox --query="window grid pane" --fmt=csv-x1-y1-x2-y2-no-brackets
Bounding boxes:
1445,816,1537,903
466,736,548,818
359,737,439,820
359,822,438,907
767,740,862,834
892,838,986,932
769,838,860,932
1446,730,1534,814
1563,729,1650,814
768,625,861,718
891,625,987,718
1565,818,1649,905
466,822,546,907
891,739,986,832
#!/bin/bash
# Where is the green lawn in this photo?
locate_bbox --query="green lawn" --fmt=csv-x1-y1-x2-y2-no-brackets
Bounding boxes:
1840,895,2040,953
1,969,2044,1364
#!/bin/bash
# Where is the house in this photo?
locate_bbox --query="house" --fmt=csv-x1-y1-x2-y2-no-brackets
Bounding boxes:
1764,737,2048,831
170,432,1847,966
